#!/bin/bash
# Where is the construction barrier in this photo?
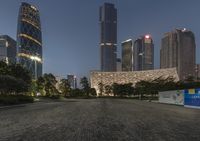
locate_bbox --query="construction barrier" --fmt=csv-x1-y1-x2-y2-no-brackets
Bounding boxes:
159,90,184,105
184,89,200,109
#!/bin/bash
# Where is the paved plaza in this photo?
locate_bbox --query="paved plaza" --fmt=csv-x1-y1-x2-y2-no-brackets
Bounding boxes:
0,99,200,141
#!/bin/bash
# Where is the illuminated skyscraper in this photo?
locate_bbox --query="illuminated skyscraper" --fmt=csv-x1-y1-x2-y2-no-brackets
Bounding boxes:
134,35,154,71
0,35,16,64
160,28,196,80
122,39,133,71
99,3,117,72
17,2,42,79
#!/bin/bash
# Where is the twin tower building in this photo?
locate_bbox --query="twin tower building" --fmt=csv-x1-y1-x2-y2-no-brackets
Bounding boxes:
0,2,42,79
100,3,196,80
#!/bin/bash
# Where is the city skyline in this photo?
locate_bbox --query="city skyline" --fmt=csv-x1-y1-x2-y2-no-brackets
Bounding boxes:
0,0,200,78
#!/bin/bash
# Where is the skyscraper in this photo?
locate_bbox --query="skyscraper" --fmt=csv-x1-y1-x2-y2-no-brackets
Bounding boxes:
116,58,122,71
133,35,154,71
17,2,42,79
160,28,196,80
122,39,133,71
0,35,16,64
99,3,117,72
67,74,77,89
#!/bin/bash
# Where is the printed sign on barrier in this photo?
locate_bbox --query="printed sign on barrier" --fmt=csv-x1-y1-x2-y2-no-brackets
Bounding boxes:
159,90,184,105
184,89,200,108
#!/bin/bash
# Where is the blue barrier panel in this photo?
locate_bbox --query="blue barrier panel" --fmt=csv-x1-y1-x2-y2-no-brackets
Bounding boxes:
184,89,200,108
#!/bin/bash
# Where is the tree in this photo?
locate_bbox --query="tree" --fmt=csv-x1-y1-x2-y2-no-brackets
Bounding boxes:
59,79,71,96
105,85,112,96
0,75,29,95
89,88,97,96
0,61,31,95
69,88,84,97
135,80,150,99
0,61,9,75
123,83,134,96
43,73,58,96
80,77,90,97
30,80,37,96
112,83,118,97
111,83,134,97
98,82,104,96
36,76,45,96
10,64,31,82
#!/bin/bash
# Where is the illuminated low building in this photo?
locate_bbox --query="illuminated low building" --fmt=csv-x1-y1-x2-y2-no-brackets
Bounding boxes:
90,68,179,95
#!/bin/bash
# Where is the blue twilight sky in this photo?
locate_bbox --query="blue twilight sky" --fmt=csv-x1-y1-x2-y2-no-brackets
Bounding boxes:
0,0,200,79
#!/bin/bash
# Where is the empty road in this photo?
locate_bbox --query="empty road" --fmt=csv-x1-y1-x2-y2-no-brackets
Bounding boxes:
0,99,200,141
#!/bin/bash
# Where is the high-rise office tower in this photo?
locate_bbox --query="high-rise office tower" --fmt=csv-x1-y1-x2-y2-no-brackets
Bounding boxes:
0,35,16,64
67,74,77,89
116,58,122,71
134,35,154,71
99,3,117,72
17,2,42,79
160,28,196,80
122,39,133,71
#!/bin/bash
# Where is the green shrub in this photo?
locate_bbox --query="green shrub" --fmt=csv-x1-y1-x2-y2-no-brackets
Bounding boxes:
0,95,34,105
49,95,61,99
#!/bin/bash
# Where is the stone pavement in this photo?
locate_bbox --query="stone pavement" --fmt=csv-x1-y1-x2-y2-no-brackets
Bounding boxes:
0,99,200,141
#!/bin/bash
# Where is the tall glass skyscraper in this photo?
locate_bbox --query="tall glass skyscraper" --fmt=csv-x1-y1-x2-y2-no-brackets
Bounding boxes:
122,39,133,71
17,2,42,79
99,3,117,72
134,35,154,71
160,28,196,80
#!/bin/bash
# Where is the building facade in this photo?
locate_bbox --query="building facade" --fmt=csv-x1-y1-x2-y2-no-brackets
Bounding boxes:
67,74,77,89
133,35,154,71
122,39,133,71
195,64,200,80
0,35,16,64
99,3,117,72
17,2,42,79
116,58,122,71
160,29,196,80
90,68,179,95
